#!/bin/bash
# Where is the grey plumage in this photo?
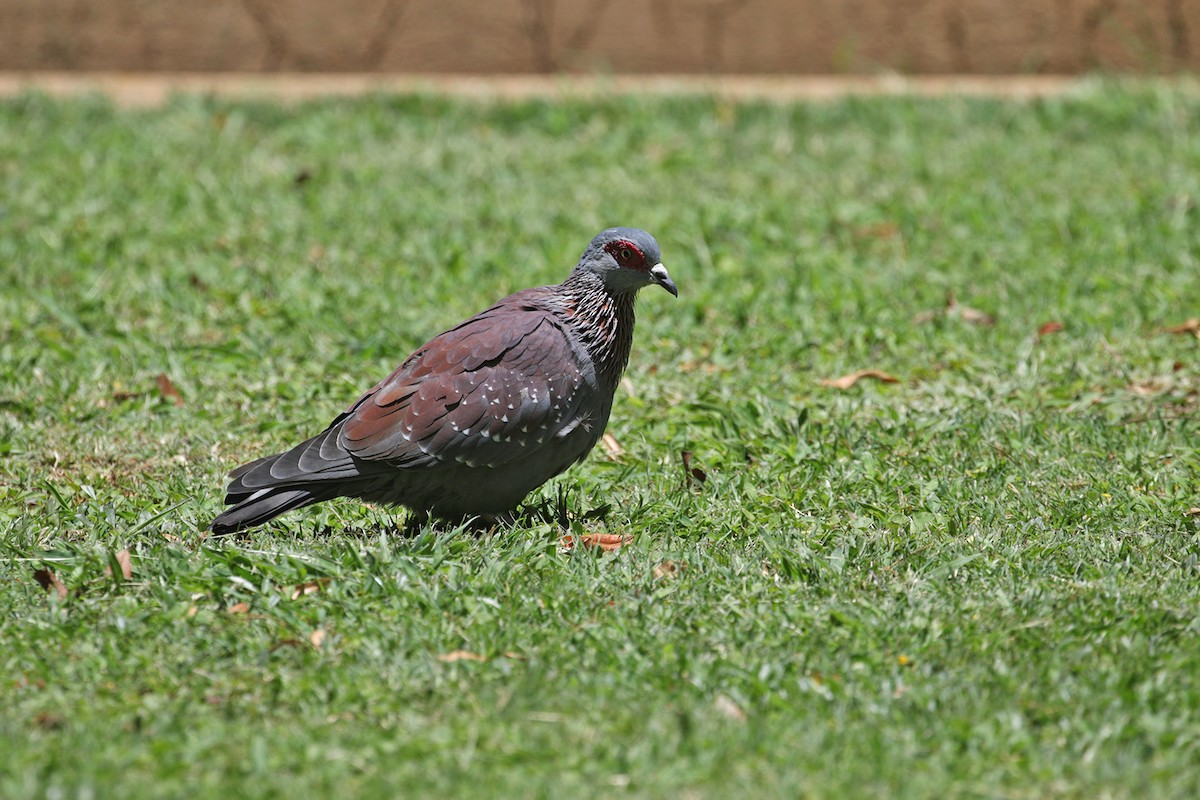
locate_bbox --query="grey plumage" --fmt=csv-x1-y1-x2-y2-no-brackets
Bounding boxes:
209,227,676,534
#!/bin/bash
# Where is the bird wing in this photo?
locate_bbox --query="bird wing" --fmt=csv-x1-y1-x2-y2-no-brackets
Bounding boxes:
337,301,591,469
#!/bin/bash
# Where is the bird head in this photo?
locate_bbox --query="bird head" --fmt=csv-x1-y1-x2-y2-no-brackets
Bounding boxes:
577,227,677,298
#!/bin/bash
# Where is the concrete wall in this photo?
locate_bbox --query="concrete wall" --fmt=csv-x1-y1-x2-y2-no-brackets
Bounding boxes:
3,0,1197,74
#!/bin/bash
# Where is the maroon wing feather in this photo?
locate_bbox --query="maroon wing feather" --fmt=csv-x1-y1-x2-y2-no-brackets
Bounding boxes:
338,299,588,469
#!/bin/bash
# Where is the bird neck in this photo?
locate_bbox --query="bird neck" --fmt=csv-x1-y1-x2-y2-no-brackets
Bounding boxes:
560,270,637,385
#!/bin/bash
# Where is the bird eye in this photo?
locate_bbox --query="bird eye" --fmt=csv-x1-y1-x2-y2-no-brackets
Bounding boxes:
619,247,633,262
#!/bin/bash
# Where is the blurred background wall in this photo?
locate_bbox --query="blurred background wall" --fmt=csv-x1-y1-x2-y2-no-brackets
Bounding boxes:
2,0,1197,74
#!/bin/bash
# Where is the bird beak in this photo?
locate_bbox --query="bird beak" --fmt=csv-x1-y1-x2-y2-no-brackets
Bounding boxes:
649,263,678,297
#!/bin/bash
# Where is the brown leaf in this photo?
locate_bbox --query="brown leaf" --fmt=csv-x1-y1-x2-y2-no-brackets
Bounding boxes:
437,650,488,663
852,222,901,241
33,712,66,731
33,568,68,601
918,290,996,326
714,694,747,723
819,370,900,389
1037,321,1064,337
104,549,133,580
653,560,684,580
155,373,184,407
681,450,707,485
1163,318,1200,337
600,432,624,460
953,304,996,326
559,533,634,552
185,605,198,618
310,628,327,649
1128,381,1166,397
289,578,331,600
1185,507,1200,517
226,602,250,614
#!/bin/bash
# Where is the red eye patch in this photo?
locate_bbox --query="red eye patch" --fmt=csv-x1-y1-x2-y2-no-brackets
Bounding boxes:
603,240,647,269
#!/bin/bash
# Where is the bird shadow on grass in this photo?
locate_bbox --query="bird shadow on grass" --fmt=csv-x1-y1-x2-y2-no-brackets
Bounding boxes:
302,485,613,541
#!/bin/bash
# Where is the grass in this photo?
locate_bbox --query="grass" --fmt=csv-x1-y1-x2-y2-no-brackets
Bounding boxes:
2,81,1199,798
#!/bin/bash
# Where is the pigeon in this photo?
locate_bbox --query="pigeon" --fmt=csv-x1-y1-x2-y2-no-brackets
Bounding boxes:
209,227,676,534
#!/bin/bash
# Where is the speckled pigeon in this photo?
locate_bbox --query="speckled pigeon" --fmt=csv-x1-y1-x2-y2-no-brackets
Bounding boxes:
209,227,676,534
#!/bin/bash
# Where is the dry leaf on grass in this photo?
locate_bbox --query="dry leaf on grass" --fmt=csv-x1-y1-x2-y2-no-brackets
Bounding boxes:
155,373,184,406
33,568,68,601
653,560,685,580
953,304,996,326
1163,318,1200,337
1128,381,1167,397
289,578,331,600
678,358,724,375
714,694,747,723
1037,321,1064,337
559,533,634,552
681,450,707,485
437,650,488,663
945,290,996,326
915,290,996,327
104,549,133,580
601,432,624,459
33,712,66,731
270,631,328,652
1185,507,1200,517
226,602,250,614
852,222,901,241
819,370,900,389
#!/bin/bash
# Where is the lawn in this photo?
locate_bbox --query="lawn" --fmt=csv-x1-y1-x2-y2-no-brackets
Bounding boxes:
2,82,1199,798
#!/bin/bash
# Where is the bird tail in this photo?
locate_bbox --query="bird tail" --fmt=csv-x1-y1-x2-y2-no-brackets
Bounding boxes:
208,486,322,535
208,418,394,534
